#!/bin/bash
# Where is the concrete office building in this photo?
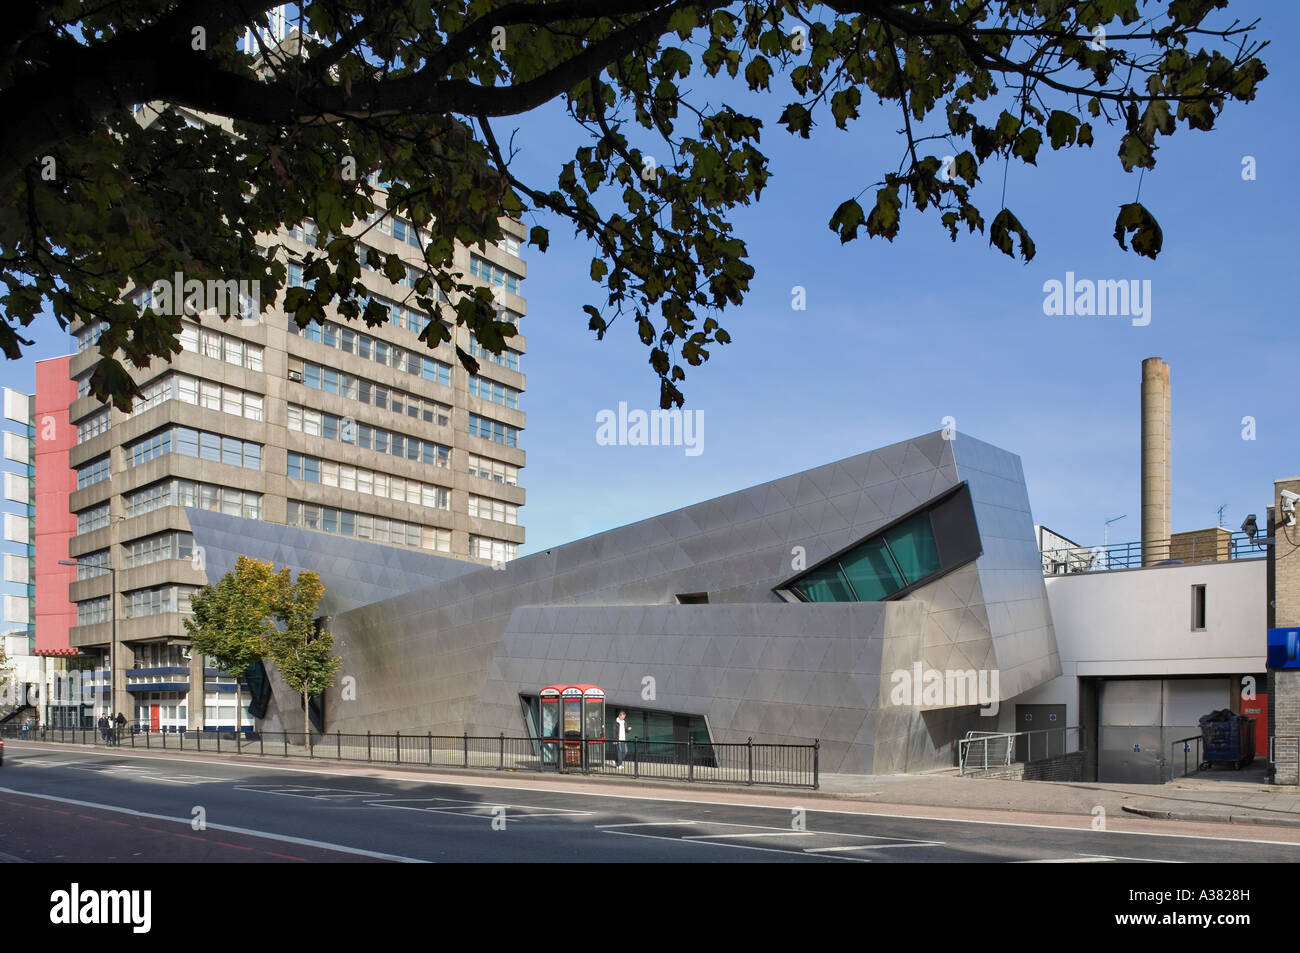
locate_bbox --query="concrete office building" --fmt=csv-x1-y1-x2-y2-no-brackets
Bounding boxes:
66,103,528,732
187,430,1062,775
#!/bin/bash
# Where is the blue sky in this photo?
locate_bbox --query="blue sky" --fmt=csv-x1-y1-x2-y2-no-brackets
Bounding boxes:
2,0,1296,564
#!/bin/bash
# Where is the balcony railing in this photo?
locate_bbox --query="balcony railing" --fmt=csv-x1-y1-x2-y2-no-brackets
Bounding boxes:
1042,530,1267,575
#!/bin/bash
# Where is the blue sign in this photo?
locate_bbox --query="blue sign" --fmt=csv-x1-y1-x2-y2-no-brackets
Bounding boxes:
1267,628,1300,669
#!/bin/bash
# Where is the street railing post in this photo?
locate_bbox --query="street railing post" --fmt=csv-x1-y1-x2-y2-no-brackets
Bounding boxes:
463,731,469,768
145,730,149,749
633,739,639,779
366,730,372,762
427,732,432,765
216,730,220,753
336,731,341,761
688,737,695,782
259,731,264,756
283,730,288,757
499,733,505,770
395,730,401,765
813,739,821,790
747,737,754,785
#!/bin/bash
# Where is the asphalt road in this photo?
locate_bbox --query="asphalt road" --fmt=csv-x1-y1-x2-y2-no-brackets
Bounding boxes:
3,743,1297,863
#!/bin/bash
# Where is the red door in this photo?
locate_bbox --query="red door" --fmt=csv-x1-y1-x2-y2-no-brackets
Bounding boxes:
150,705,160,732
1242,694,1267,756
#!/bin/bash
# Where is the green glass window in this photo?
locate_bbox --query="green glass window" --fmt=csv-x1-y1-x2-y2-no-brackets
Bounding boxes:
840,538,906,601
786,483,981,602
882,512,940,582
794,564,855,602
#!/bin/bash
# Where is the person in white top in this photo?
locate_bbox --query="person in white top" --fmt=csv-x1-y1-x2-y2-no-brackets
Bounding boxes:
615,711,630,769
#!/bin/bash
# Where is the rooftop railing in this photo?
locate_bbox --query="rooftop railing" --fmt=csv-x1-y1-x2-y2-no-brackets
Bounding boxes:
1041,530,1267,576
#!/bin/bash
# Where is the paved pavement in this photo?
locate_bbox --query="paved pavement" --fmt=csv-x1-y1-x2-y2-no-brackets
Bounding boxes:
814,762,1300,828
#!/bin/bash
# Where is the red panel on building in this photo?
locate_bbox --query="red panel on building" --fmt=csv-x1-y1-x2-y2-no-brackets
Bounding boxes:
33,356,78,657
1242,693,1268,757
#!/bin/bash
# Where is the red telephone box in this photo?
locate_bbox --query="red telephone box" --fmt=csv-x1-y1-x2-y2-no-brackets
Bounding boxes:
539,684,605,770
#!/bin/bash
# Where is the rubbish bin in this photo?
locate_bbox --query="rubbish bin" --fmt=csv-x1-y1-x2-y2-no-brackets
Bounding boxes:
1198,709,1255,770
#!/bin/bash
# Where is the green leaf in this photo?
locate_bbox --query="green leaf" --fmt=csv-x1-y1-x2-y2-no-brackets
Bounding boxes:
828,198,865,243
1012,128,1043,164
1113,202,1163,259
1045,110,1079,149
989,208,1036,261
865,185,902,240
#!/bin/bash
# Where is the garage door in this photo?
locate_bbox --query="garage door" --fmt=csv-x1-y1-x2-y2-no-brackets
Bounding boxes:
1098,679,1230,783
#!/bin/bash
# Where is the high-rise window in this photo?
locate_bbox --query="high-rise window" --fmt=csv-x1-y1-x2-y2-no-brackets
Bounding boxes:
468,414,519,448
76,596,111,626
285,500,450,552
468,495,519,525
77,503,111,534
76,456,110,489
469,535,518,563
467,375,520,410
467,454,519,486
126,427,261,470
75,408,110,444
468,255,521,295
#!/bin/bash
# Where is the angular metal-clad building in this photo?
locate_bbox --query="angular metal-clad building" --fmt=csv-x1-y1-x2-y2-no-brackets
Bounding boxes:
189,431,1060,774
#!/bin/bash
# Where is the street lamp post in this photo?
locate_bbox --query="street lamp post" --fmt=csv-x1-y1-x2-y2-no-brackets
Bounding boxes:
61,558,118,731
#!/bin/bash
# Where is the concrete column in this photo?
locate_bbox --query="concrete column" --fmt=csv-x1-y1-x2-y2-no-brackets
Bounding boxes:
1140,358,1170,565
188,649,205,729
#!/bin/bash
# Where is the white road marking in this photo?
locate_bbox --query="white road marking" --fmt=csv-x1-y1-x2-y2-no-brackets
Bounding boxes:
600,828,870,861
684,831,815,840
1015,857,1118,863
596,821,700,829
1077,853,1181,863
804,843,942,853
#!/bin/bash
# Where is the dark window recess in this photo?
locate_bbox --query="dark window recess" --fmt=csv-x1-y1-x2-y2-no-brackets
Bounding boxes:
676,592,709,604
784,482,982,603
1192,584,1207,630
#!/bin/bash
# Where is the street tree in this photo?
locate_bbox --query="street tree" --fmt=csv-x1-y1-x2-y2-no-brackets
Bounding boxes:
0,1,1269,408
265,568,340,741
184,554,280,736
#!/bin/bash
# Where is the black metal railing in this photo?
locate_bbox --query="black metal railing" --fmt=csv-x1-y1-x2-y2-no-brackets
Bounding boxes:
0,725,820,789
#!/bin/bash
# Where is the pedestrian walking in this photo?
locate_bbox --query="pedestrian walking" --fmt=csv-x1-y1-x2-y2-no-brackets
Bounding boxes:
114,711,126,746
97,714,108,744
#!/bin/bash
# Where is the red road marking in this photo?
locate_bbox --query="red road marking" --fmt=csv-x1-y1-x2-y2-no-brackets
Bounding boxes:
263,851,307,861
77,815,99,821
173,833,205,842
50,809,72,815
138,826,167,833
214,841,253,851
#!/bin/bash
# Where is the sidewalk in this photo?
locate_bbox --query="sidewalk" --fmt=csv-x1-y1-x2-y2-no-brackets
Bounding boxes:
815,762,1300,828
